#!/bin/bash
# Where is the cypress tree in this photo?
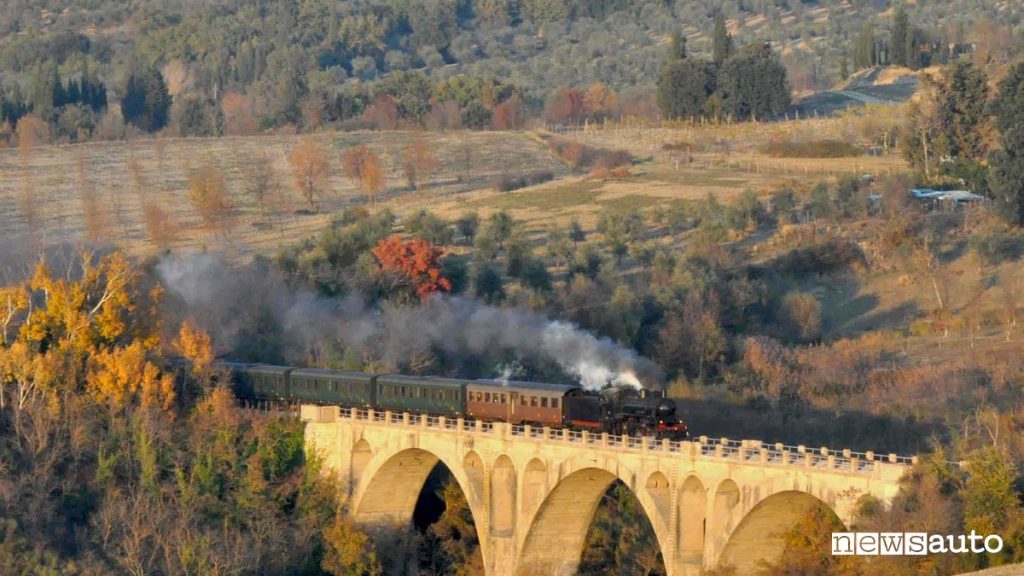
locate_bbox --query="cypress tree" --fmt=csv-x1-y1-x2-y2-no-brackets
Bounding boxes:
718,43,791,121
935,61,989,160
989,63,1024,226
669,30,687,61
712,15,733,65
657,59,715,120
142,67,172,132
121,67,170,132
891,6,909,67
120,72,147,128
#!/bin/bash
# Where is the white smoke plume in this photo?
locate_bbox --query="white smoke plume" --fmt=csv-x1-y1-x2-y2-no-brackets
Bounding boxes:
156,253,663,390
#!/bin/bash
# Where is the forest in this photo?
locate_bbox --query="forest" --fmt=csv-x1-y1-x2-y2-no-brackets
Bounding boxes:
0,0,1019,143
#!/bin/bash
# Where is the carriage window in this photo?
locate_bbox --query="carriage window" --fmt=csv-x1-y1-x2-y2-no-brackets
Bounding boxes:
485,392,491,402
541,397,548,408
552,398,559,409
501,394,507,404
530,396,538,407
520,396,527,406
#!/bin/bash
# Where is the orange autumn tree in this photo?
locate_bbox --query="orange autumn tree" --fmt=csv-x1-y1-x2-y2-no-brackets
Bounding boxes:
174,318,214,380
371,235,452,302
0,250,172,415
342,146,386,204
87,341,175,412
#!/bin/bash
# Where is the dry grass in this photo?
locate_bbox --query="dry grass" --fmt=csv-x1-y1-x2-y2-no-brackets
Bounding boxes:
0,130,565,259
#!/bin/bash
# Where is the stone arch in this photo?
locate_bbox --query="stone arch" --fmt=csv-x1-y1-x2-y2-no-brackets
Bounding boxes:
490,455,517,536
718,490,840,574
521,458,548,518
351,447,483,538
708,478,741,556
645,471,671,529
350,439,372,488
462,450,484,508
516,462,669,576
678,475,707,564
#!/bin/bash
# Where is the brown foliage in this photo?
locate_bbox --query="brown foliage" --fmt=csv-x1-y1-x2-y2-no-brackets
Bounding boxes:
76,150,108,239
141,200,179,248
221,92,260,136
363,94,400,130
401,139,437,190
492,97,524,130
544,87,586,125
583,82,619,120
342,146,386,204
16,115,49,157
187,161,234,234
288,139,329,210
17,171,39,231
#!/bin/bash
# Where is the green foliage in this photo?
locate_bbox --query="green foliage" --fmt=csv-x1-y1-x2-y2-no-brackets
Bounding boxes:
718,43,792,121
725,189,767,232
657,58,715,120
406,210,454,246
377,70,434,122
935,61,989,161
121,67,171,133
989,63,1024,226
763,139,862,158
472,264,504,303
578,483,665,575
712,14,733,65
963,447,1022,543
891,7,910,67
455,212,480,244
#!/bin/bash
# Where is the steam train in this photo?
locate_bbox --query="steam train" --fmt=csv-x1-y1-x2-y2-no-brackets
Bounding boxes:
210,360,688,439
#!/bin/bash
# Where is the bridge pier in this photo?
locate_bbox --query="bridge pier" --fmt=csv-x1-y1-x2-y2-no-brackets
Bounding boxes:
300,405,910,576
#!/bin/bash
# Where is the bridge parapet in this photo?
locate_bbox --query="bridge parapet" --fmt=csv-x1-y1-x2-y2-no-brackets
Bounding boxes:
301,405,915,479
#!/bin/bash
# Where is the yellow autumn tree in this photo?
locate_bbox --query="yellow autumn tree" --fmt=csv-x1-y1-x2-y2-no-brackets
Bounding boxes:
174,319,213,380
0,285,29,346
18,251,157,354
87,342,175,413
0,340,60,411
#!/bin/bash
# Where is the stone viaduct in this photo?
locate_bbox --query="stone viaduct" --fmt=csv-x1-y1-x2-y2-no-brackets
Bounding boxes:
300,405,913,576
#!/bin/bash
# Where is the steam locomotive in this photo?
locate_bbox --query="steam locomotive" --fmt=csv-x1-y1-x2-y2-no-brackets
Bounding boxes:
210,360,688,439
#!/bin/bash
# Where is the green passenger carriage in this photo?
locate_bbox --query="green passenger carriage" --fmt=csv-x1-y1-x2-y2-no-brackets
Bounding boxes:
289,368,374,407
374,374,466,415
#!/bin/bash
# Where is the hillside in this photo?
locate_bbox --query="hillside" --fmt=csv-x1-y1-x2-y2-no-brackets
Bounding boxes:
0,0,1018,130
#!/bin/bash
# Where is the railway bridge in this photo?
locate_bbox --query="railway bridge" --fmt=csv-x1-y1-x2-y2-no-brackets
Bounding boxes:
300,404,914,576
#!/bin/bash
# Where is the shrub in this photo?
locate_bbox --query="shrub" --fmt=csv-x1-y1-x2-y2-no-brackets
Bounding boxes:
780,291,822,342
763,139,862,158
491,170,554,192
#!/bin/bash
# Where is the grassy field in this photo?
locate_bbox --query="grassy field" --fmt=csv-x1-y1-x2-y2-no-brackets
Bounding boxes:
0,130,567,259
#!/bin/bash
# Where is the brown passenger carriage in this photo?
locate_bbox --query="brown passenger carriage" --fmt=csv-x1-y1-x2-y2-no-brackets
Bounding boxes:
467,380,579,427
